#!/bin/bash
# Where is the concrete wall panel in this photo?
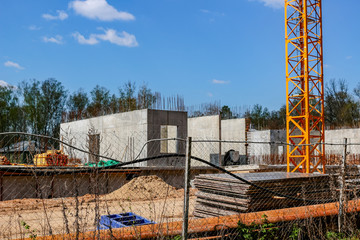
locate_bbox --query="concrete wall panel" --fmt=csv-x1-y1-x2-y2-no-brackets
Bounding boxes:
147,110,187,164
61,110,148,167
248,130,286,164
61,109,187,168
221,118,247,155
3,176,37,200
188,115,220,166
325,128,360,155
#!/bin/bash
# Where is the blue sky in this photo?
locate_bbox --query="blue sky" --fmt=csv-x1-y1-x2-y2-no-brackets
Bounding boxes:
0,0,359,111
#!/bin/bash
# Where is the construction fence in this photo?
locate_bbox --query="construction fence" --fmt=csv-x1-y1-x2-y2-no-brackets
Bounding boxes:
0,132,360,239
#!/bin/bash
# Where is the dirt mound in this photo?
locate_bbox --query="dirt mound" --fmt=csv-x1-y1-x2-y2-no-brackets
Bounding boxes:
104,175,183,201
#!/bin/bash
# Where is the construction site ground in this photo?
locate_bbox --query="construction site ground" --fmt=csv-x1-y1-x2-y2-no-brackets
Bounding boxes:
0,175,195,239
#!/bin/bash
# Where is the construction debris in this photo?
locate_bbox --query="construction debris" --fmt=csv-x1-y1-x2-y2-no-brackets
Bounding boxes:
0,156,10,165
34,150,69,166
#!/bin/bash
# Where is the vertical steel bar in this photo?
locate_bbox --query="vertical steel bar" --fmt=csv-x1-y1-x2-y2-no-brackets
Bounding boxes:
182,137,192,240
0,172,3,201
338,138,347,233
319,0,326,174
285,0,290,173
218,114,222,166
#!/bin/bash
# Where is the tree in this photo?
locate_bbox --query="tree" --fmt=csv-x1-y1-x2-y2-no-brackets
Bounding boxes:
109,94,119,114
67,89,89,120
267,105,286,129
137,83,156,109
354,82,360,99
249,104,270,130
87,85,111,117
0,85,23,132
190,110,203,117
0,86,12,132
40,78,67,137
119,81,137,112
220,105,233,120
21,78,67,137
325,79,359,128
21,79,42,134
203,102,221,116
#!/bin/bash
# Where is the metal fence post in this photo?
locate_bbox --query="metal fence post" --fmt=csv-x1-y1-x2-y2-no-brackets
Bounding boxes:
182,137,192,240
338,138,347,233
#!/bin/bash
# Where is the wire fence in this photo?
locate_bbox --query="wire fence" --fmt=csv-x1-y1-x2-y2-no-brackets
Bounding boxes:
0,132,359,239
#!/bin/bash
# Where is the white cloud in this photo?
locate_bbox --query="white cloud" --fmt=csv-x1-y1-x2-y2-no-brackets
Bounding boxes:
207,92,214,97
69,0,135,21
200,9,225,16
251,0,284,9
97,29,138,47
346,56,353,60
43,35,64,44
0,80,16,89
212,79,229,84
72,32,99,45
42,10,68,20
4,61,24,70
29,25,41,31
0,80,10,87
73,29,138,47
200,9,210,14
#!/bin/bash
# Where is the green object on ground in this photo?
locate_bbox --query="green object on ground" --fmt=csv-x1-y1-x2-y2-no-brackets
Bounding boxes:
85,160,119,167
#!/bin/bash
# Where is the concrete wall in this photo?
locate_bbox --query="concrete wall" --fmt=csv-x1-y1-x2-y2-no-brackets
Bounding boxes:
60,109,187,167
146,110,187,167
1,173,127,201
248,130,286,164
61,110,148,167
188,115,220,166
188,116,247,166
188,115,220,140
246,128,360,156
61,110,360,166
62,111,249,167
246,128,360,162
221,118,247,156
325,128,360,155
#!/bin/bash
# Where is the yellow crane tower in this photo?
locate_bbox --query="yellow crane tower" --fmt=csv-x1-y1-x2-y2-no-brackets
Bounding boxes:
285,0,325,173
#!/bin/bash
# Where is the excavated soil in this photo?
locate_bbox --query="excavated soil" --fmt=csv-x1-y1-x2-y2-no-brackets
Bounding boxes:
103,175,186,201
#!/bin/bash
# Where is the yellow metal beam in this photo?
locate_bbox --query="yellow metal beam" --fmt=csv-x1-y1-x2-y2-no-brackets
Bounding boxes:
285,0,325,174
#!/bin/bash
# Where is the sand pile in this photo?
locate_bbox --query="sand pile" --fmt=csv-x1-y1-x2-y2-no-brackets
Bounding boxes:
104,175,184,201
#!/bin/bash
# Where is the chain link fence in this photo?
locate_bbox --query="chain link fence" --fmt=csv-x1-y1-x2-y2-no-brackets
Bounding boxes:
0,132,359,239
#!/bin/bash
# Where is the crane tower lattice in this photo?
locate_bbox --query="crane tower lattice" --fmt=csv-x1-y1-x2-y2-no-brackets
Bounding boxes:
285,0,325,173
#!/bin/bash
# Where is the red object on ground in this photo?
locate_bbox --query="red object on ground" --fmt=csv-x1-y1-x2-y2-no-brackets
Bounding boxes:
45,152,68,166
0,156,10,165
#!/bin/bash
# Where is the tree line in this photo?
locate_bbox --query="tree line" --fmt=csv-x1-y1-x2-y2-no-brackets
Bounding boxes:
243,79,360,130
0,79,165,138
1,78,359,138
